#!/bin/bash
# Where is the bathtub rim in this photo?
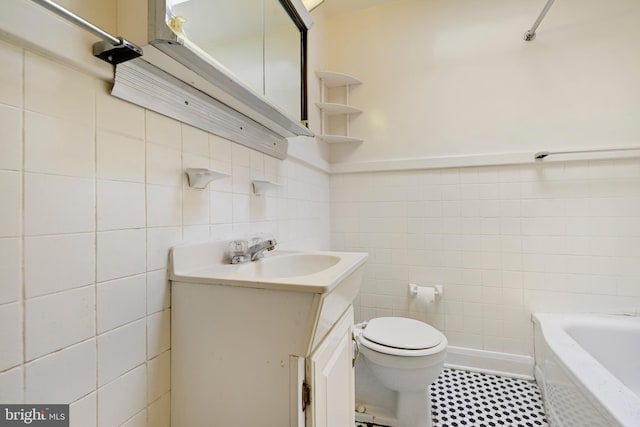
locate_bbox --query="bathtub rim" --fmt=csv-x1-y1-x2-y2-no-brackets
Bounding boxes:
532,312,640,427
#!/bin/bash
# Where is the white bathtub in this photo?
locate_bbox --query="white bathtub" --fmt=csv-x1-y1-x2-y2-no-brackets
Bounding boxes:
533,313,640,427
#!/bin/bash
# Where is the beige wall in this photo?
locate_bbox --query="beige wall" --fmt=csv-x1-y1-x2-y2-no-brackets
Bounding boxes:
324,0,640,365
327,0,640,164
58,0,118,35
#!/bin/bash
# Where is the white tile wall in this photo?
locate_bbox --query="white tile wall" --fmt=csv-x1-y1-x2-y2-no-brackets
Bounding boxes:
24,112,94,177
147,310,171,360
332,160,640,356
146,185,182,227
97,320,146,386
97,229,146,282
147,351,170,403
95,84,145,139
0,105,21,170
24,234,94,298
24,51,95,124
0,39,330,426
96,130,145,182
0,368,23,404
146,393,170,427
24,174,94,236
146,270,170,315
0,302,22,371
25,286,95,360
25,339,96,404
0,171,21,237
97,180,146,231
121,411,147,427
97,365,146,427
0,39,22,108
70,393,97,427
97,275,146,334
0,238,20,304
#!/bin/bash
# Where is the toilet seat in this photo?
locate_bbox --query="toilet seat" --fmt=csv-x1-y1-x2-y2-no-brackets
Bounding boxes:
360,317,445,357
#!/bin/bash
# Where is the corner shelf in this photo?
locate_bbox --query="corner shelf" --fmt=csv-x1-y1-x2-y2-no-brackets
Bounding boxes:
316,71,362,87
316,103,362,116
315,71,363,144
318,135,364,144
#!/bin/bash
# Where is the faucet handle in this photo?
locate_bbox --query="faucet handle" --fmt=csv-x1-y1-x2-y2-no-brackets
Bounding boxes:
229,240,251,264
229,240,248,256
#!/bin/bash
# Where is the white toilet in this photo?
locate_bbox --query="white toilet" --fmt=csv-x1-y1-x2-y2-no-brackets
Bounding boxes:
354,317,447,427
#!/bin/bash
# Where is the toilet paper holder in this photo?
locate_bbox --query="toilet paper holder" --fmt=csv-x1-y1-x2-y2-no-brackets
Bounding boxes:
408,283,443,299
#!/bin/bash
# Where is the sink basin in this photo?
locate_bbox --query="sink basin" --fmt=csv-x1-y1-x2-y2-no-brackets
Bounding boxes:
237,253,340,278
168,241,368,294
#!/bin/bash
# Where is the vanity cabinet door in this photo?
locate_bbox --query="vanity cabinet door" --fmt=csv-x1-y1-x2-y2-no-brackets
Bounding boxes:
306,307,355,427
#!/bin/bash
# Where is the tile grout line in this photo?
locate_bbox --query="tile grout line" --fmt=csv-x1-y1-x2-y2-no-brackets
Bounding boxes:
20,46,26,405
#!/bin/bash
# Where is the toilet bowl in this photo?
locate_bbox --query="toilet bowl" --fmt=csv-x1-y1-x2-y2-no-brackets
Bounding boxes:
355,317,447,427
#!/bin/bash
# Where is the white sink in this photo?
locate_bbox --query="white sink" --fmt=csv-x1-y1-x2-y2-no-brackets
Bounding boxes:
169,241,368,294
169,241,369,427
236,253,340,279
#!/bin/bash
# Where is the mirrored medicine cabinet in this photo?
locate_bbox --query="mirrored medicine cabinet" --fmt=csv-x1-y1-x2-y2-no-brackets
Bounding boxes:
114,0,313,160
166,0,309,123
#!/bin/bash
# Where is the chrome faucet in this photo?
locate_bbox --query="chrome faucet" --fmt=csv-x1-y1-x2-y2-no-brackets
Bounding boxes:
248,237,277,261
229,236,277,264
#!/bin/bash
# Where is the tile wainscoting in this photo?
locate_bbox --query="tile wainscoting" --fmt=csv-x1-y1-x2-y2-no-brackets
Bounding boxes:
332,159,640,358
0,38,330,426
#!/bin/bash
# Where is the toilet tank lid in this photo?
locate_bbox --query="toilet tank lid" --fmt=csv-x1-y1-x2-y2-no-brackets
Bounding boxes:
362,317,443,350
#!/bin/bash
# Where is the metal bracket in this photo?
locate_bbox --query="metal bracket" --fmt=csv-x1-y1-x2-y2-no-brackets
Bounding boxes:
523,0,557,42
93,39,143,65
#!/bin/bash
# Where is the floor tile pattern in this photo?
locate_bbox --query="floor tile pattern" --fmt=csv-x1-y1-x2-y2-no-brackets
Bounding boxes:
356,368,548,427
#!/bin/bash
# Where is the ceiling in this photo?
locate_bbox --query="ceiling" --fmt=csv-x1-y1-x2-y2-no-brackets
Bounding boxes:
320,0,401,16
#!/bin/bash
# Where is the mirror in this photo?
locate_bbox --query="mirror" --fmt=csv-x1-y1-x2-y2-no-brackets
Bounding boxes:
166,0,308,123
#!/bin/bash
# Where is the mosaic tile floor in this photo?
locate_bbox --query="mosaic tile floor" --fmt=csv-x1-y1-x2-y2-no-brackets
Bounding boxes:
356,368,548,427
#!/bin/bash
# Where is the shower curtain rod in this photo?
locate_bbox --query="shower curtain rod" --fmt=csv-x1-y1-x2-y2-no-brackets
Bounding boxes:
30,0,142,64
535,147,640,160
523,0,556,41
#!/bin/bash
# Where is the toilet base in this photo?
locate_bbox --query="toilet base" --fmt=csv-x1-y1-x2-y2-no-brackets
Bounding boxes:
355,358,435,427
396,389,432,427
354,390,434,427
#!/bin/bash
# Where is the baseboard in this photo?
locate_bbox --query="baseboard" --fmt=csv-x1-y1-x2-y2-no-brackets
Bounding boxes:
445,346,535,380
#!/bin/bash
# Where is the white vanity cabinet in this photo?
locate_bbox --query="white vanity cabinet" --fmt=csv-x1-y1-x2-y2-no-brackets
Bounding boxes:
168,242,367,427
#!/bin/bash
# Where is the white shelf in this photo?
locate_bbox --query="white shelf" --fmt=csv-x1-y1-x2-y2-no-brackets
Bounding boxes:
317,135,364,144
185,168,230,189
315,71,362,87
316,102,362,115
316,70,363,144
252,180,280,195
